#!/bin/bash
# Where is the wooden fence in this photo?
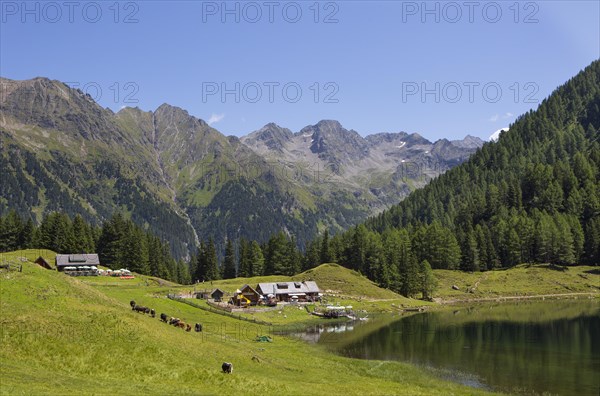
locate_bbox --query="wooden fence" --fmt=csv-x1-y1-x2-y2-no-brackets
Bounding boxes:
167,295,273,326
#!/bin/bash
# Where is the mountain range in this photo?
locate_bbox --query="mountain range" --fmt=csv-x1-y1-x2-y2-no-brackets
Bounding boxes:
0,76,483,258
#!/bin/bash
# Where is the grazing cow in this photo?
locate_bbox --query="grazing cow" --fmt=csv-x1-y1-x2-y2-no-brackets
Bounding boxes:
185,324,192,332
160,313,168,323
177,321,186,329
133,305,149,313
222,362,233,374
169,317,180,326
150,309,156,318
130,300,136,308
195,323,203,332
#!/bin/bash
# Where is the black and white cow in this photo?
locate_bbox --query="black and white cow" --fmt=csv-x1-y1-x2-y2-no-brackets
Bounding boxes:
195,323,203,332
160,313,168,323
222,362,233,374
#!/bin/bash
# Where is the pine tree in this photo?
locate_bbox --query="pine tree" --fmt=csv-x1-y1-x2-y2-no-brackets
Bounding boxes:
347,225,367,273
554,215,575,265
1,210,23,251
204,238,220,281
238,239,251,278
18,217,35,250
265,232,289,275
222,239,237,279
303,239,320,270
51,213,76,253
419,259,437,300
122,225,150,274
460,228,480,272
249,240,265,276
320,229,332,264
97,213,126,269
505,228,522,267
71,214,89,253
584,217,600,265
194,241,207,282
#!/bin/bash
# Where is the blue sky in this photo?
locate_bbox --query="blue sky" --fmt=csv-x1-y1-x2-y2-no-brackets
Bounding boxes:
1,1,598,140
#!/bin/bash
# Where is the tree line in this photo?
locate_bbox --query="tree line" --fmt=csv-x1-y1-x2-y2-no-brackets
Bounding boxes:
2,62,598,299
0,211,191,285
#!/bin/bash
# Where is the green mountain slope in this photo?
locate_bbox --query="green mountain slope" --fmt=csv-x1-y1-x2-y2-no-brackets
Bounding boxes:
0,77,480,259
364,60,600,267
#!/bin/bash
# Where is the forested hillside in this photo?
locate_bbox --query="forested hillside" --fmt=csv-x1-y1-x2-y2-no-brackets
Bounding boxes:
297,61,600,296
0,77,480,260
0,210,190,284
2,62,598,299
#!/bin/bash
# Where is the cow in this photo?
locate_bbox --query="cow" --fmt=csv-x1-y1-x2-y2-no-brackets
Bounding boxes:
160,313,168,323
222,362,233,374
133,305,147,313
169,317,180,326
129,300,136,308
177,321,186,329
195,323,203,332
150,309,156,318
185,324,192,332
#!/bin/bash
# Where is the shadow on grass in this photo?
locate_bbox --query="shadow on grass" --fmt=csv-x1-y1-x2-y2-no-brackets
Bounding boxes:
583,268,600,275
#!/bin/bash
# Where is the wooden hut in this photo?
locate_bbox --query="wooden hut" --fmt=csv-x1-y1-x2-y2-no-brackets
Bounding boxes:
210,288,225,302
34,256,53,270
232,284,261,306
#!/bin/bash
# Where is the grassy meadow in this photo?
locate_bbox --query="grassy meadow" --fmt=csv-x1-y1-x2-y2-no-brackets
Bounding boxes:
433,264,599,302
0,251,498,396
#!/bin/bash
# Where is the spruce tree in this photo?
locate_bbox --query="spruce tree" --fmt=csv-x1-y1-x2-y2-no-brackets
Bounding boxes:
222,239,237,279
249,240,265,276
320,230,332,264
238,239,251,278
419,259,436,300
204,238,220,281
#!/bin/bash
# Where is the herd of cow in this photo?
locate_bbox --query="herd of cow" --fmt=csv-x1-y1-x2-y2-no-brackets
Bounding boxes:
129,299,233,374
130,300,202,333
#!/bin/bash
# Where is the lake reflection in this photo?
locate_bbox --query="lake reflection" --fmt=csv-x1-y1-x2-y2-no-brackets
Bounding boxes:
331,300,599,395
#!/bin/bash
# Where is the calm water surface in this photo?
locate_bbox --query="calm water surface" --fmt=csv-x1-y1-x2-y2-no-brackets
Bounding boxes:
310,300,599,395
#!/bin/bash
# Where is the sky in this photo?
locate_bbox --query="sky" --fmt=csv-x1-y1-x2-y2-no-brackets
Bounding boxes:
1,1,599,141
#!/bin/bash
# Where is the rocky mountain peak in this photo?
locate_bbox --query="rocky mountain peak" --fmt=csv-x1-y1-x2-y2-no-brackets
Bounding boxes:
452,134,485,149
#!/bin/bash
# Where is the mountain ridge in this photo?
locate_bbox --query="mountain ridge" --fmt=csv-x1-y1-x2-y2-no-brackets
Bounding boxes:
0,76,483,258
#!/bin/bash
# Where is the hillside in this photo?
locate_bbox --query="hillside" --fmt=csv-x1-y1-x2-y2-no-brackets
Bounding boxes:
210,263,402,301
366,60,600,268
433,264,599,302
0,253,494,395
0,77,481,258
318,61,600,298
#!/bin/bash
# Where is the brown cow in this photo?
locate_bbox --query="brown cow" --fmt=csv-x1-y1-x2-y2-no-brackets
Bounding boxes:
185,324,192,332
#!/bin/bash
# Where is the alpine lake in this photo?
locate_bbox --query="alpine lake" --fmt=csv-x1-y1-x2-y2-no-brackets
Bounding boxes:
279,299,599,395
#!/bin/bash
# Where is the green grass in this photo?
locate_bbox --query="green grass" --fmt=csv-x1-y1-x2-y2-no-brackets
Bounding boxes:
207,263,429,324
0,252,498,395
0,249,57,266
433,264,599,302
